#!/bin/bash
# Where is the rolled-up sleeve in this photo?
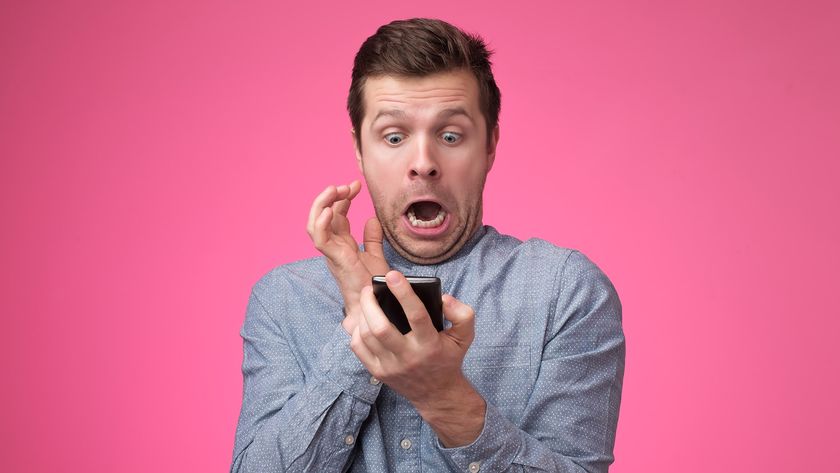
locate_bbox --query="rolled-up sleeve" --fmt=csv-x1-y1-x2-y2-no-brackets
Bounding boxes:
438,250,626,472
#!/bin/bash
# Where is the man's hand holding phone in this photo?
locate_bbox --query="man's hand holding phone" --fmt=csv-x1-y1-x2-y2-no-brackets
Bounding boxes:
351,270,486,447
306,181,389,334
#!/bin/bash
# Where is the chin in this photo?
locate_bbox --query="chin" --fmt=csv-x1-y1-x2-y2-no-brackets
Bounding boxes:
379,208,479,265
392,230,468,265
399,248,453,265
407,243,451,260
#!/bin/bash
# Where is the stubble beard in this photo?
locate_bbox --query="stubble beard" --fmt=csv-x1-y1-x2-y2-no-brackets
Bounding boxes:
370,188,485,266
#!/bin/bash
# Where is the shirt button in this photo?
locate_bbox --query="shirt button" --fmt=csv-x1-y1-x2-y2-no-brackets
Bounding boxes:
400,438,412,449
468,461,481,472
369,376,381,385
344,434,355,445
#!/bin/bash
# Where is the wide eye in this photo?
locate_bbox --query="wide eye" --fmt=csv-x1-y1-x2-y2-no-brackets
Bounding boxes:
384,133,405,145
441,131,461,144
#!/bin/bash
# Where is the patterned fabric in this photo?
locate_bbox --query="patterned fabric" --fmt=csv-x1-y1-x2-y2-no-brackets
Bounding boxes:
231,226,625,472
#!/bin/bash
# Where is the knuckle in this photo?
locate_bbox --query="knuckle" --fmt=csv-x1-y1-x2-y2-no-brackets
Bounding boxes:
371,324,390,338
423,345,441,361
358,323,371,338
405,309,425,322
402,357,420,372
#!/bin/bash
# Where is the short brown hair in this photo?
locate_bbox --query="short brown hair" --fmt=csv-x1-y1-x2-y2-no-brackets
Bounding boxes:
347,18,501,152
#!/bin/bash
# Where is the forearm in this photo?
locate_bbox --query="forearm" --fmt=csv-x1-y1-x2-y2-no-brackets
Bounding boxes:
438,401,615,473
409,368,595,470
232,380,372,473
438,249,626,472
413,374,486,447
232,293,381,472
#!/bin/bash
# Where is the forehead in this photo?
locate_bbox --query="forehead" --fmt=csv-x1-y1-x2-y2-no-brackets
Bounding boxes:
361,70,481,124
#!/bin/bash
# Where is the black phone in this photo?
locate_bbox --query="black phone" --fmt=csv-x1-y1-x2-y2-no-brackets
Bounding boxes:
371,276,444,334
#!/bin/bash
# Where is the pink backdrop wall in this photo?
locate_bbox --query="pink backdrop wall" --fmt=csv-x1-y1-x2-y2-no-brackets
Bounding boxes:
2,0,838,471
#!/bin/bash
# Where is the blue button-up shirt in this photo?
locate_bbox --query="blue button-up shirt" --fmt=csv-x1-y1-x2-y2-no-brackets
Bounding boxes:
231,226,625,472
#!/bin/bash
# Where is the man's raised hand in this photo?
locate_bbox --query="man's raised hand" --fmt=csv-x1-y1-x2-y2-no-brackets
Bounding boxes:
306,180,389,333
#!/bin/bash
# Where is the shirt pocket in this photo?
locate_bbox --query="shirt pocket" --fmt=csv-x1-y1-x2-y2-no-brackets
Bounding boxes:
462,344,532,421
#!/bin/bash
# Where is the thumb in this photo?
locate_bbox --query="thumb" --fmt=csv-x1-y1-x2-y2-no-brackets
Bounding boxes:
363,217,384,257
442,294,475,346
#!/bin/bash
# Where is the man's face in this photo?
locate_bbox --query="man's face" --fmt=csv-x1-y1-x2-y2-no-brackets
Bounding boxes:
354,69,499,265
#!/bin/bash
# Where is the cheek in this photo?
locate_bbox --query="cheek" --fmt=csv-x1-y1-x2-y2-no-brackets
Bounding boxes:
364,165,401,196
363,176,401,218
361,143,404,172
449,162,489,191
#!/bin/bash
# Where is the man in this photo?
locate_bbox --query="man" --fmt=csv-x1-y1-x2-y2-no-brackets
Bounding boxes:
231,18,625,473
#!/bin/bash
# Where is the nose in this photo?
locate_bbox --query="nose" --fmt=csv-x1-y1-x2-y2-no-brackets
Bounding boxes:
408,136,440,179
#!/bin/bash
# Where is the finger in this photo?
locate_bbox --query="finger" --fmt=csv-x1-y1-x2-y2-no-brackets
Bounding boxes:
385,271,437,343
330,206,351,235
350,325,381,374
348,179,362,199
356,308,390,356
332,180,362,217
307,185,338,236
441,294,476,346
333,184,352,203
360,285,405,354
311,207,333,250
363,217,385,257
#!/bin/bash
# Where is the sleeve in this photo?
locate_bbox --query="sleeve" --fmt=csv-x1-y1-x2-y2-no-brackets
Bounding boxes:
230,280,382,472
437,250,626,473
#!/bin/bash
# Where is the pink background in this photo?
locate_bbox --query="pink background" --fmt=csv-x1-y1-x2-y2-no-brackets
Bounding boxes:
2,0,838,471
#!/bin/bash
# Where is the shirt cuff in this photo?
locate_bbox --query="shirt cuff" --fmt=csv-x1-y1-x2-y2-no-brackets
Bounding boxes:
317,322,382,404
437,402,522,472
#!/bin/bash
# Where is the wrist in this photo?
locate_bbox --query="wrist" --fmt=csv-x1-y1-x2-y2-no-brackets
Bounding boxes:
413,375,486,447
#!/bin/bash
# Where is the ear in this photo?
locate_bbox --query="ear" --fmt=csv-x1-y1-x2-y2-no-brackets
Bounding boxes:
486,124,500,172
351,128,363,173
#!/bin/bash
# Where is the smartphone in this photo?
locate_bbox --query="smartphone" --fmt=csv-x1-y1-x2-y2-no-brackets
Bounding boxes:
371,276,444,334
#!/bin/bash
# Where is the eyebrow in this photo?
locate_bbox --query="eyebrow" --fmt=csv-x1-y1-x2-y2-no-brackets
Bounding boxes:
370,107,474,128
370,109,406,126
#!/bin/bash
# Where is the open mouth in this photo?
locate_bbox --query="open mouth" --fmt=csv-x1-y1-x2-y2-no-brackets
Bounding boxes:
406,201,447,228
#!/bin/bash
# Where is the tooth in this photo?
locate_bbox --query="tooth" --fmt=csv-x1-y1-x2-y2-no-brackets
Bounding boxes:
407,207,448,228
